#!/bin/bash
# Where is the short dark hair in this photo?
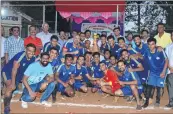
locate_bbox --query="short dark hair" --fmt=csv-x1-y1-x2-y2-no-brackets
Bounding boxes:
84,51,92,57
113,26,120,31
93,52,100,57
147,38,157,44
65,54,73,60
120,49,128,56
49,47,59,54
100,61,106,65
110,55,117,60
51,35,59,41
133,35,141,39
157,22,165,27
29,25,36,31
84,30,91,34
141,29,149,34
26,43,36,51
104,49,111,55
118,37,125,43
40,52,50,58
77,55,85,61
10,26,20,31
127,32,133,37
107,35,114,41
117,60,126,65
100,34,107,38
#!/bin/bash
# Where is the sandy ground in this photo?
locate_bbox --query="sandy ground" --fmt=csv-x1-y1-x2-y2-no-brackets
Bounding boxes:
1,87,173,113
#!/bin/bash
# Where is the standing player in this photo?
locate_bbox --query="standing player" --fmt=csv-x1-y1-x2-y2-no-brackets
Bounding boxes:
99,35,110,55
2,43,36,114
54,54,76,100
21,52,55,108
115,60,143,110
107,35,119,57
142,38,168,108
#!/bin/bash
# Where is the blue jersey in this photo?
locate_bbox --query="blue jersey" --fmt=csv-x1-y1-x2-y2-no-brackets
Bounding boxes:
24,61,53,85
2,51,35,82
50,58,61,73
121,68,142,89
135,43,149,56
91,62,104,78
74,65,88,81
116,47,137,59
110,43,119,57
43,42,60,53
64,42,79,57
57,64,75,82
144,48,167,76
101,59,110,67
100,43,110,54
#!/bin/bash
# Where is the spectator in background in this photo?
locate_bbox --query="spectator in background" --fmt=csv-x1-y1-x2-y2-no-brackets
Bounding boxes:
43,35,60,53
165,38,173,108
71,30,78,39
101,31,107,36
58,31,67,51
1,25,6,67
113,26,122,42
141,29,150,44
154,23,172,49
126,32,136,49
4,26,24,64
85,30,93,47
24,25,43,56
79,32,86,47
36,22,52,46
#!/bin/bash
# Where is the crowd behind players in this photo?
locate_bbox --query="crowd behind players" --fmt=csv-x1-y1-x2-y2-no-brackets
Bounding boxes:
1,22,173,114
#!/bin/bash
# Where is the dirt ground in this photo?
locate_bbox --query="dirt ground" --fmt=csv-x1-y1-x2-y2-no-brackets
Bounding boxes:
1,87,173,114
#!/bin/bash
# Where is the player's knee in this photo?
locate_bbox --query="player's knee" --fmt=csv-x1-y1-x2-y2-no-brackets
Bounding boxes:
130,85,137,90
114,90,123,96
101,86,107,92
82,87,88,93
91,88,98,93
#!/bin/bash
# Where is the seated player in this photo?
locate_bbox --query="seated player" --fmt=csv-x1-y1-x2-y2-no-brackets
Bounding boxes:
43,35,60,53
115,60,143,110
99,62,121,96
73,55,97,92
63,35,80,63
2,43,36,114
142,38,168,108
21,52,55,108
91,52,104,93
101,49,111,67
54,54,76,100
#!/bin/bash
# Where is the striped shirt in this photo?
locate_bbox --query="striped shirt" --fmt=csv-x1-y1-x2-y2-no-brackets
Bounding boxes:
4,35,24,60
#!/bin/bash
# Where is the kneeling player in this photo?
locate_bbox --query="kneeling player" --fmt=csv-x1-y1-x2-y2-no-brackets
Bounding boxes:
73,55,97,93
55,54,76,100
115,60,143,110
99,62,121,95
21,53,55,108
2,43,36,114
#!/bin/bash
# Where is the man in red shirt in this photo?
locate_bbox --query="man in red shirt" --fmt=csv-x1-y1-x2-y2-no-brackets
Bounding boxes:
99,61,121,95
24,25,43,56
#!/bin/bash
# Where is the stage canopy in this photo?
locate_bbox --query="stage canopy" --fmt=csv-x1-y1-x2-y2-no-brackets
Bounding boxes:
55,0,126,24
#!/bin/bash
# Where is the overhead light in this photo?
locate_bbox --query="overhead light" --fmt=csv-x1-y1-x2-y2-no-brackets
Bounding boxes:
1,8,6,16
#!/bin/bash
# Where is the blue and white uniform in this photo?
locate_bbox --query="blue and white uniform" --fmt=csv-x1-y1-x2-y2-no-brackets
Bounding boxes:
56,64,76,93
73,65,88,90
63,42,80,57
144,48,167,87
120,68,143,96
43,42,61,53
109,43,119,57
100,43,110,54
1,51,35,83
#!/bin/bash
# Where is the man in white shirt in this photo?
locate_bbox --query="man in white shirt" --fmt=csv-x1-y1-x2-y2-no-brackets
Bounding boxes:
1,25,6,66
165,42,173,108
36,22,52,47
